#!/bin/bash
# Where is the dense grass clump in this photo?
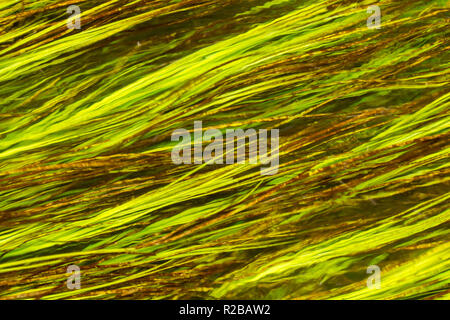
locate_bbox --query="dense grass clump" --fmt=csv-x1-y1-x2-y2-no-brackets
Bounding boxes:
0,0,448,299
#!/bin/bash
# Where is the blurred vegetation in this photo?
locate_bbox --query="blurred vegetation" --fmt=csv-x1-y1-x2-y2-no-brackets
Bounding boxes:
0,0,448,299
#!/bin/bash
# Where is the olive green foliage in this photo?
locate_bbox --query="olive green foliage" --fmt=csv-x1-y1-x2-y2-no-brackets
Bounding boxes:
0,0,448,299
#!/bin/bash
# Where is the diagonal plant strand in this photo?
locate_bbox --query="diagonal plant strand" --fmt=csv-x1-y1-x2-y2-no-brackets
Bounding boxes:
0,0,448,299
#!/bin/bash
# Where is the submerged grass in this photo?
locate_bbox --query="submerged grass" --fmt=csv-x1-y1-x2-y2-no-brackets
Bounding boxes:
0,0,448,299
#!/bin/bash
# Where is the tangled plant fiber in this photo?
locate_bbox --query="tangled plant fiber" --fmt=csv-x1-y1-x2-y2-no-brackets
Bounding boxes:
0,0,449,299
